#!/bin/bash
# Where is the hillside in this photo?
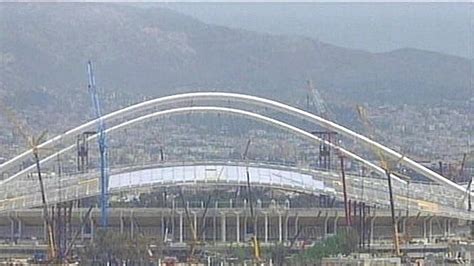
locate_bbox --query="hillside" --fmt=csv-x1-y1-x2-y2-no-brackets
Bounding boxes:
0,3,471,113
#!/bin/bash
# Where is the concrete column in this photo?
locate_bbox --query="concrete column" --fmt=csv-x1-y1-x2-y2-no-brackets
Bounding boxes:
423,218,427,239
264,214,269,243
90,217,95,242
244,216,248,237
18,219,22,240
444,219,450,237
447,219,451,236
284,215,289,242
80,219,84,241
130,216,134,239
120,213,124,234
429,217,433,243
294,216,299,241
179,212,183,243
9,216,14,242
370,216,377,245
161,215,165,238
202,216,206,242
402,218,407,235
213,213,217,244
193,212,198,241
171,211,175,240
254,215,258,240
236,213,240,243
333,216,340,235
423,217,432,241
221,213,226,243
323,215,329,239
44,220,48,242
278,213,282,243
214,202,218,244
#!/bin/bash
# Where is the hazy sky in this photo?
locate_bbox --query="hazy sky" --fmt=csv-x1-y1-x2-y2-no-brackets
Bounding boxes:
160,2,472,58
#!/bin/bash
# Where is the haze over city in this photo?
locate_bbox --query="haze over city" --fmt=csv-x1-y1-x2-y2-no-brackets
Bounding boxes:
0,2,472,265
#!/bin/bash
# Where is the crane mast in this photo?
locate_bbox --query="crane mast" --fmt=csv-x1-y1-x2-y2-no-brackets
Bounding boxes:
0,103,57,261
306,79,328,118
241,139,261,262
356,105,401,256
87,61,109,228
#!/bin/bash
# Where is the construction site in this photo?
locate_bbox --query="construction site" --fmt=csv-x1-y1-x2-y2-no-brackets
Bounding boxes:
0,62,472,266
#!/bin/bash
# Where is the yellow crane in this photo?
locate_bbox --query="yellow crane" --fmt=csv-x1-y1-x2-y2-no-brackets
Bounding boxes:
0,102,57,261
178,171,223,262
241,139,262,262
356,105,403,257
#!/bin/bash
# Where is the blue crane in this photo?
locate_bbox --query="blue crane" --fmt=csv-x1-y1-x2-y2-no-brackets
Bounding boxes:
87,61,109,228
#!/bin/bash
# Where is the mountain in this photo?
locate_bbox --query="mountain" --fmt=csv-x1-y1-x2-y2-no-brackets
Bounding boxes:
0,3,471,112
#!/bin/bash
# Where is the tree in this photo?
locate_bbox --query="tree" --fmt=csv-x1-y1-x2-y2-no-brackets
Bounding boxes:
264,243,290,265
78,229,161,264
292,229,359,265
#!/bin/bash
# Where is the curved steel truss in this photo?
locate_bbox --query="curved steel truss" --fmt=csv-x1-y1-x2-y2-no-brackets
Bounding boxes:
0,93,469,218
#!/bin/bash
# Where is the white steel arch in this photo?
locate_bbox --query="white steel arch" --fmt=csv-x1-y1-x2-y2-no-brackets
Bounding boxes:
0,92,464,195
0,107,395,187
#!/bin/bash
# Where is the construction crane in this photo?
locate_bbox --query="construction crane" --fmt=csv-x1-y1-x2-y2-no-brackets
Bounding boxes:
241,139,262,262
459,153,468,181
338,154,351,227
458,152,473,211
87,61,109,228
356,105,403,257
305,79,338,171
457,153,471,211
305,79,337,125
306,79,329,117
63,206,93,258
179,170,223,262
0,102,57,261
177,187,201,262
